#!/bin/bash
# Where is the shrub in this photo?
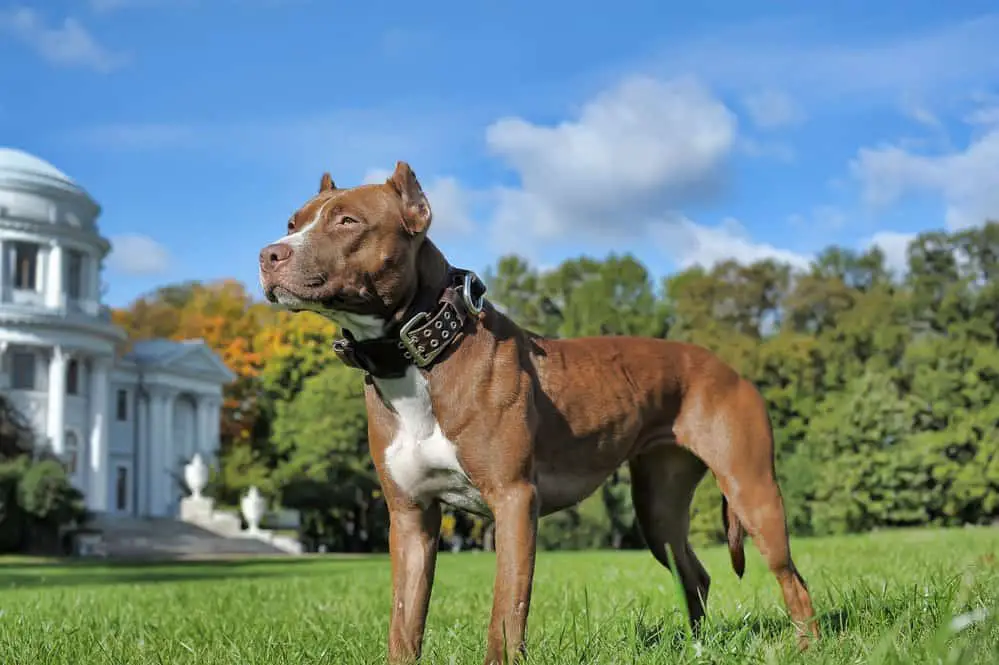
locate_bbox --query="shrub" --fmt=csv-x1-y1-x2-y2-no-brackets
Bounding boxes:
0,396,91,554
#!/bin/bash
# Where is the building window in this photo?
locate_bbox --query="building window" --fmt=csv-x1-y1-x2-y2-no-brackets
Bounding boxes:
115,466,129,511
67,250,85,300
116,389,128,421
10,351,35,390
64,430,80,475
13,242,39,291
66,359,80,395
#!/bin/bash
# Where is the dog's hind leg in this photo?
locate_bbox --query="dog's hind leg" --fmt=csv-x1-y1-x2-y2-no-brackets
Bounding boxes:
628,445,712,633
678,377,820,648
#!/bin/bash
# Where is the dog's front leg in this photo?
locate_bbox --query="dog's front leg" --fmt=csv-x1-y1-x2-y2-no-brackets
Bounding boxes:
387,501,442,664
483,482,539,665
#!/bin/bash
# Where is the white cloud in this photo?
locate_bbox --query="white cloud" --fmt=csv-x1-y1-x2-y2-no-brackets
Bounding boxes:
965,105,999,128
485,75,737,240
864,230,915,277
900,96,942,128
851,126,999,230
474,74,822,272
360,168,473,236
0,7,126,72
107,234,171,275
361,168,391,184
742,89,803,129
423,177,474,235
650,216,812,270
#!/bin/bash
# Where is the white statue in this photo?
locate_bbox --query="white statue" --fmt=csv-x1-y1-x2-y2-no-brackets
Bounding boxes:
183,453,209,499
240,486,266,534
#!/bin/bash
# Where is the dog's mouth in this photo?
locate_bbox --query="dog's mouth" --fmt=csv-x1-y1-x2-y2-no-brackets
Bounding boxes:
265,281,377,317
265,285,308,312
265,280,328,311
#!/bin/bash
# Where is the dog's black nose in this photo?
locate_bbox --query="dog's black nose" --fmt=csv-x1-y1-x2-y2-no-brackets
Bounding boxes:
259,243,293,272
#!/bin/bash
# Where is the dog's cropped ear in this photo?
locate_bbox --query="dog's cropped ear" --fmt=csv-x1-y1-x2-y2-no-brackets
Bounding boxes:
387,161,432,235
319,172,336,193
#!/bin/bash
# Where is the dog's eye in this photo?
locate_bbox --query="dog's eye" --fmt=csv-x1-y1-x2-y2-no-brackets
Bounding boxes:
287,221,295,233
340,216,359,226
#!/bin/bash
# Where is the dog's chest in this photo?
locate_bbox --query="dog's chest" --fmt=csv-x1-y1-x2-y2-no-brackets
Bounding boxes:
379,369,490,516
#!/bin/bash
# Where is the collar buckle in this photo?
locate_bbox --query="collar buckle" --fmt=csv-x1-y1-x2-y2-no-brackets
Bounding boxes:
398,311,445,368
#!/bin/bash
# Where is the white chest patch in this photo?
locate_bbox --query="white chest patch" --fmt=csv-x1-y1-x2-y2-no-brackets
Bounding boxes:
377,367,490,516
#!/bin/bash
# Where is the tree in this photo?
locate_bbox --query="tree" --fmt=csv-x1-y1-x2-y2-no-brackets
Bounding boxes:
109,220,999,551
270,362,388,552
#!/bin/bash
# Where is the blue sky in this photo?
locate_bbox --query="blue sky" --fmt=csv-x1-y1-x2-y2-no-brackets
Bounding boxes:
2,1,998,308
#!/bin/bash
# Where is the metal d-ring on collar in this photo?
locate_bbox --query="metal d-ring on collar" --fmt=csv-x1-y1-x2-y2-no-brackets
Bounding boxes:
462,271,485,316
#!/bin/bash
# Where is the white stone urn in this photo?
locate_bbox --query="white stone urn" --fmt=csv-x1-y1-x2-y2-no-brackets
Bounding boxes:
240,486,267,534
183,453,209,499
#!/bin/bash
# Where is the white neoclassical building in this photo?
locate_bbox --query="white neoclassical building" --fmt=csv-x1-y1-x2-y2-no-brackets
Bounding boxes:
0,147,234,519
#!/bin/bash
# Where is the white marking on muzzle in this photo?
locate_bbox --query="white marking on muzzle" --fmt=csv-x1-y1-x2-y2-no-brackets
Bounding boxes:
258,196,336,295
276,195,336,250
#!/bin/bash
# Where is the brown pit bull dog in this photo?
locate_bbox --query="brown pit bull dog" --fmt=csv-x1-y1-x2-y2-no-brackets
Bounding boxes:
258,162,819,664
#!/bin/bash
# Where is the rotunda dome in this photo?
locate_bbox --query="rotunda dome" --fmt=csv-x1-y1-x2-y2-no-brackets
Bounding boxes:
0,147,100,230
0,147,85,194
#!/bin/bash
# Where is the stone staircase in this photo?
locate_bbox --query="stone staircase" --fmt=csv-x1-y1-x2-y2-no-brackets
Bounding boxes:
91,515,294,559
178,493,304,555
82,455,305,560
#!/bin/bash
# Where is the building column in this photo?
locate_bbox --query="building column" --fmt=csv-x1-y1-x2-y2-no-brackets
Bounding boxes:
83,254,100,314
0,238,6,302
90,256,101,302
87,357,111,512
149,389,163,516
148,388,176,517
0,341,8,391
204,397,222,458
165,393,176,514
138,391,152,516
194,397,209,460
46,243,63,309
146,389,162,516
46,345,67,456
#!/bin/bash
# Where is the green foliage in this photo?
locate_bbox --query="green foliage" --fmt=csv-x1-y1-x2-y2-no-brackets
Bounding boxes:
539,493,614,550
490,221,999,546
270,362,389,552
116,219,999,552
16,459,87,526
0,458,29,552
0,396,89,554
216,445,275,505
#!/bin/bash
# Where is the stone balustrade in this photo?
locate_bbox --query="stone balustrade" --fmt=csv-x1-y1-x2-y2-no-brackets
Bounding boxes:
178,453,303,554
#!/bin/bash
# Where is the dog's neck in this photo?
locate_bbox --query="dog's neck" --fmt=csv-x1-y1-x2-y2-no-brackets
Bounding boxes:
387,238,452,332
327,239,451,343
329,238,487,380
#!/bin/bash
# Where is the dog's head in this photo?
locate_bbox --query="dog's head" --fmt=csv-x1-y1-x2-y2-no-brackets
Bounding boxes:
258,161,434,333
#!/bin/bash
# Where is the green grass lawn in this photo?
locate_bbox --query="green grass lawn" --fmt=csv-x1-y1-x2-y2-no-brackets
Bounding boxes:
0,527,997,664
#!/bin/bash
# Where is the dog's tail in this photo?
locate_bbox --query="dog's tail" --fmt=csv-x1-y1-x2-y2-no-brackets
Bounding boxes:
721,495,746,579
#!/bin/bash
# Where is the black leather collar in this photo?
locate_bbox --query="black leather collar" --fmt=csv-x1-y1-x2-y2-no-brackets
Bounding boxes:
332,268,486,380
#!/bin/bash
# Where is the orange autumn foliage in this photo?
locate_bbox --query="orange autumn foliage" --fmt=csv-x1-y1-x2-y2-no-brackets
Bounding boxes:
112,279,340,451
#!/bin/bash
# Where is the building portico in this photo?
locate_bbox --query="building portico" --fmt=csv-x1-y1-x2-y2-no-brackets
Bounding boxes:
105,341,232,518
